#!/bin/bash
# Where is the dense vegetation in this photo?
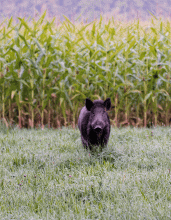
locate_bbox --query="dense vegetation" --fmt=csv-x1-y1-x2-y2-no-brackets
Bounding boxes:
1,125,171,219
0,12,171,128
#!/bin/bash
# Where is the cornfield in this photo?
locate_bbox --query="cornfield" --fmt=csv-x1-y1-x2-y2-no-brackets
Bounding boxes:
0,12,171,128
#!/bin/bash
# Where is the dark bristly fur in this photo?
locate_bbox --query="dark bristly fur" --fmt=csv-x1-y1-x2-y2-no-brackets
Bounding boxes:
78,98,111,150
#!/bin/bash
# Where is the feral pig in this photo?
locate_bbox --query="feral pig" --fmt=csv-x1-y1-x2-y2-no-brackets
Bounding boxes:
78,98,111,150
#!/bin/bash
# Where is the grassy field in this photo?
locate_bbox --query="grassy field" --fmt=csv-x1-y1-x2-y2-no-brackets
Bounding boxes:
1,124,171,219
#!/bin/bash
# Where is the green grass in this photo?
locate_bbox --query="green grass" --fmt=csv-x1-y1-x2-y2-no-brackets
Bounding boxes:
1,124,171,219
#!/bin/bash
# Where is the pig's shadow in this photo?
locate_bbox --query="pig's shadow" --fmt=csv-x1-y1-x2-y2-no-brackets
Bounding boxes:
85,147,124,166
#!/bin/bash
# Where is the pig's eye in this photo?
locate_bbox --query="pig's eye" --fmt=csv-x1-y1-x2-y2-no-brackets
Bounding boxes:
91,111,95,116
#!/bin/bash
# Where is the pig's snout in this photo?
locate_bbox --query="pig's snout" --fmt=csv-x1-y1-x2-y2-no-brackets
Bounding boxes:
94,126,102,133
92,120,105,133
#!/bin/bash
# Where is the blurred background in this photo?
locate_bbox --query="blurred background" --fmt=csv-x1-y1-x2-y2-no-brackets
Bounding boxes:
1,0,171,23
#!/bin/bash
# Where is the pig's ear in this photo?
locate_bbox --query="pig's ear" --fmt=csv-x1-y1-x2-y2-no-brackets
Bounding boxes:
104,98,111,111
85,98,94,111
